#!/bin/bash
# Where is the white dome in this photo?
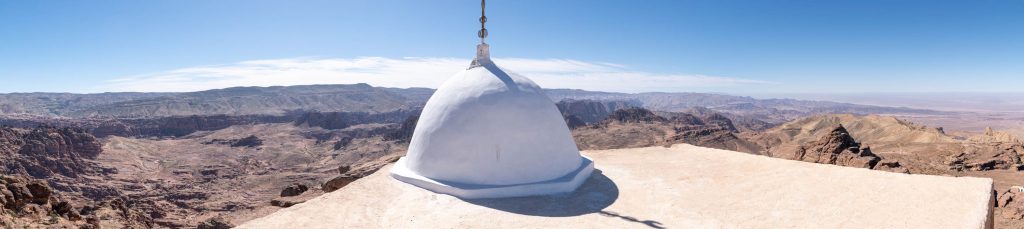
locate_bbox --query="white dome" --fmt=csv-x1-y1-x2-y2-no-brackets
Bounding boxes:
390,44,594,199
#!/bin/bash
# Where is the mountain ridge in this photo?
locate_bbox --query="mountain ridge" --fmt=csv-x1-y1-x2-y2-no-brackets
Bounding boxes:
0,84,948,120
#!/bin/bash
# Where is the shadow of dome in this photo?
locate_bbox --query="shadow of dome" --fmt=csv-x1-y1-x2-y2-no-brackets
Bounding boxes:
463,169,618,217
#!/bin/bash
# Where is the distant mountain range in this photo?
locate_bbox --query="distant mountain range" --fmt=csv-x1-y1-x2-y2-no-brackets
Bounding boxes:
0,84,418,118
0,84,944,121
544,89,944,123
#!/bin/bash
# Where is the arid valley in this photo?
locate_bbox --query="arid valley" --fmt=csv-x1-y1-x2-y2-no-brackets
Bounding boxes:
1,84,1023,228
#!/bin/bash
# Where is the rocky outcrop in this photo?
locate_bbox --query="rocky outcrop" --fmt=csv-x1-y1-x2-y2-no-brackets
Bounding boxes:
947,144,1024,171
555,99,638,124
573,108,760,153
280,183,309,197
945,128,1024,171
1,175,81,227
789,125,881,169
0,127,161,228
322,165,383,192
322,176,358,193
270,198,305,208
322,166,360,192
942,126,1024,171
605,108,668,124
0,126,106,178
670,113,738,139
699,113,739,133
0,175,153,228
663,112,759,153
997,187,1024,228
197,216,235,229
979,127,1021,143
874,159,910,174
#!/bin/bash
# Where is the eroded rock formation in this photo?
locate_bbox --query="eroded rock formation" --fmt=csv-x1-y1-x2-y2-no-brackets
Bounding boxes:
605,108,667,124
0,126,106,178
788,125,881,169
555,99,637,124
947,128,1024,171
572,108,760,153
0,175,152,228
996,187,1024,228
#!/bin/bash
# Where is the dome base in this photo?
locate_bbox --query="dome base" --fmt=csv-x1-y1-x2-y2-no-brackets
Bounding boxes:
390,156,595,199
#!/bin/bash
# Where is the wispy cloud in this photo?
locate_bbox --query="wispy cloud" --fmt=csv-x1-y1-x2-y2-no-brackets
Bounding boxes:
102,57,772,93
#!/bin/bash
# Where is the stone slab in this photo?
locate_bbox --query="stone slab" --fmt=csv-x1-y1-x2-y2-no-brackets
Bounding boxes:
240,144,994,229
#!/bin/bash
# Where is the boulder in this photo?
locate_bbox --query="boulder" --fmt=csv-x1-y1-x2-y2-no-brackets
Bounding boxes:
998,187,1024,222
270,197,305,208
322,176,358,192
875,159,910,174
279,183,308,197
197,217,234,229
26,180,51,205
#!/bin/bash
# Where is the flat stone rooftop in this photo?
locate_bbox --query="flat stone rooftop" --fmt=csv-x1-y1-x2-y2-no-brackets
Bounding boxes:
240,144,994,229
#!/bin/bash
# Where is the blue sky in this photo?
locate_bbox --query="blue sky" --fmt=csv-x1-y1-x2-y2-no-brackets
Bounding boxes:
0,0,1022,93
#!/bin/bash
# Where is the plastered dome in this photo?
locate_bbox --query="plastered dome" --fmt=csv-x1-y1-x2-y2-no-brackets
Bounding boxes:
390,44,594,199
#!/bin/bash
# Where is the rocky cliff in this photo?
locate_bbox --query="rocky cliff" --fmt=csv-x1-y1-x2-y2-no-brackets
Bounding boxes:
0,126,105,178
572,108,760,153
555,99,639,124
294,109,421,130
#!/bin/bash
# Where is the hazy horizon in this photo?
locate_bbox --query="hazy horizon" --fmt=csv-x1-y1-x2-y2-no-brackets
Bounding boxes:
6,81,1024,114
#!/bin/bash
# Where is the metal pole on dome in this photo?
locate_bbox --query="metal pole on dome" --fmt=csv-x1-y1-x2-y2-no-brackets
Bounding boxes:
471,0,491,67
478,0,488,44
